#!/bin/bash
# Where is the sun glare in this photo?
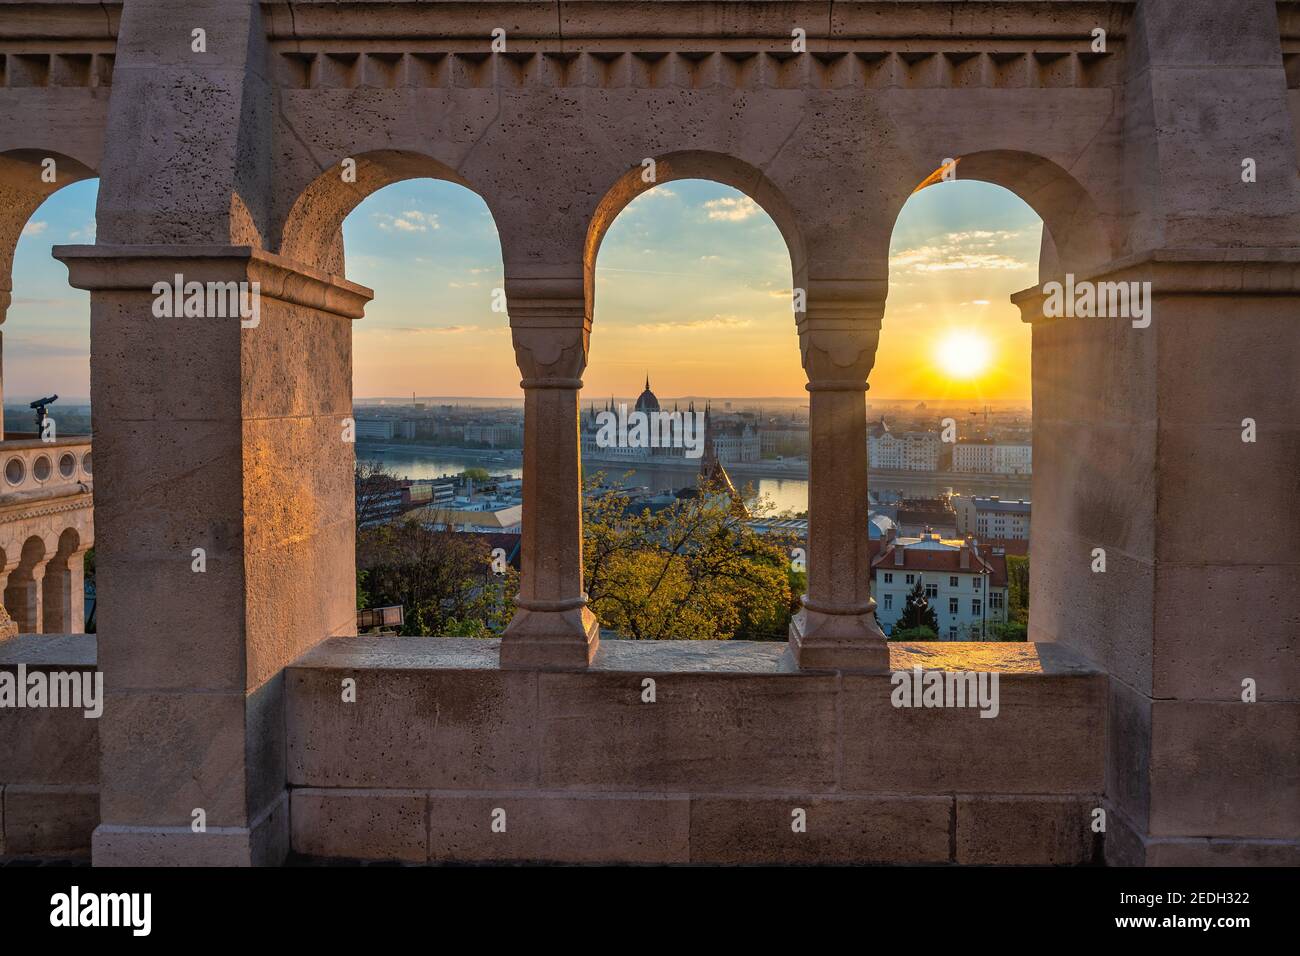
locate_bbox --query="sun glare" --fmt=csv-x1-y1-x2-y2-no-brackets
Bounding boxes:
935,330,993,380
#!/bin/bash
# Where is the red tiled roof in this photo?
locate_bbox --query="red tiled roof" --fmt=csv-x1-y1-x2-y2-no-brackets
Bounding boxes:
869,539,1008,587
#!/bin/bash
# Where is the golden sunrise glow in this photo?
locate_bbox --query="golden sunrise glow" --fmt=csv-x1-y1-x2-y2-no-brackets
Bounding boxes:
934,330,993,381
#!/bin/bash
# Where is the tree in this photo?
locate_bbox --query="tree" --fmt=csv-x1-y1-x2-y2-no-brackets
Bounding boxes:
987,620,1028,642
894,579,939,634
460,467,490,483
357,516,518,637
1006,554,1029,624
890,625,939,642
582,473,799,641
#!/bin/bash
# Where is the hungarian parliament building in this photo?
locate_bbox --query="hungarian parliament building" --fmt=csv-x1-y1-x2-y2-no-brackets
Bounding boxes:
580,376,762,465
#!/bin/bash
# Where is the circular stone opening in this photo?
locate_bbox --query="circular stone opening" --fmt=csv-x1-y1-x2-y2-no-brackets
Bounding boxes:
4,457,26,486
32,455,52,482
59,452,76,479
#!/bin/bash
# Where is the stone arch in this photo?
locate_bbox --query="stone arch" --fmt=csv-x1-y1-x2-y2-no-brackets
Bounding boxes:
277,149,502,275
3,534,48,633
907,150,1115,278
584,151,810,318
0,149,96,318
41,526,84,634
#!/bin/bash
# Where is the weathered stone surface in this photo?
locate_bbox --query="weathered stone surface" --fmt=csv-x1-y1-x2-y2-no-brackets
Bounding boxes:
428,792,691,864
956,795,1101,865
689,795,951,864
1148,701,1300,839
286,665,539,790
2,784,97,856
537,670,839,792
291,788,427,863
840,671,1106,795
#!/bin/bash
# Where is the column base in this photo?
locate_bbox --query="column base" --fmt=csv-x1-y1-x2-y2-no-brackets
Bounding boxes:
788,606,889,673
500,604,600,670
92,792,289,866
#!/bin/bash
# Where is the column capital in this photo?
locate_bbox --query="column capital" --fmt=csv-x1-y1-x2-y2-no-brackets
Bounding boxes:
507,273,591,383
796,277,887,386
1011,247,1300,323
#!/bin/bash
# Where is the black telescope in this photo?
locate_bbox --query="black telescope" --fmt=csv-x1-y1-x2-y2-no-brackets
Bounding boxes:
29,394,57,432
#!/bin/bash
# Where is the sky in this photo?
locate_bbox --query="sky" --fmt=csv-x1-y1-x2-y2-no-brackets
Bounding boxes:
5,175,1040,404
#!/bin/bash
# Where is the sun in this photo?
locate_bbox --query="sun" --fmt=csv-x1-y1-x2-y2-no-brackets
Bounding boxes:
935,330,993,380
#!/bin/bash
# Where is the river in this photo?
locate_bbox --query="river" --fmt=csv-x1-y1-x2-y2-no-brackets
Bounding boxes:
359,444,1031,516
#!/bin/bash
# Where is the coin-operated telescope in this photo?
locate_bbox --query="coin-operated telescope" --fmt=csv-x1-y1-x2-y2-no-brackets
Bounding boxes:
29,394,57,433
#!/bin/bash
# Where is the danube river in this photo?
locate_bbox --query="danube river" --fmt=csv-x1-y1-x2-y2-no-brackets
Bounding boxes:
358,443,1031,515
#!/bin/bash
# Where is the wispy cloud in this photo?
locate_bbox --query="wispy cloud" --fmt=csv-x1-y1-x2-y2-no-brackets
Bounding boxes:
891,229,1032,274
376,325,471,335
703,196,760,222
21,221,48,237
636,314,754,333
374,209,440,233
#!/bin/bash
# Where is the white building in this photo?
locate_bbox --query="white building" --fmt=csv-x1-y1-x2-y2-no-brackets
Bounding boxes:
868,418,940,471
953,495,1031,540
870,531,1009,640
951,441,1032,475
354,418,395,441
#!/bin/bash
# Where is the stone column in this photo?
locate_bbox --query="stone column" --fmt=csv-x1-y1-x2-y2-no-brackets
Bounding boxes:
7,558,48,634
500,274,599,669
55,245,371,866
788,279,889,672
41,548,87,634
1015,252,1300,866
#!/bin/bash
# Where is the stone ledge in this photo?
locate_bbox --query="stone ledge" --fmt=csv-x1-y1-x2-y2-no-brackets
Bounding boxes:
0,632,96,664
289,635,1102,675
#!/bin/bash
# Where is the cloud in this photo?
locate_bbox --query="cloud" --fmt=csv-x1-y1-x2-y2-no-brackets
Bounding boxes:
636,314,754,333
703,196,760,222
12,296,82,308
21,221,48,237
69,220,96,241
375,209,440,233
375,325,471,336
891,229,1032,274
5,334,88,359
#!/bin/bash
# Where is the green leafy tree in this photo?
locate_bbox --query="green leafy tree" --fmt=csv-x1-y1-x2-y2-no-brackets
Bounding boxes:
894,579,940,635
1006,554,1029,624
890,625,939,642
357,515,518,637
987,620,1028,642
582,473,798,641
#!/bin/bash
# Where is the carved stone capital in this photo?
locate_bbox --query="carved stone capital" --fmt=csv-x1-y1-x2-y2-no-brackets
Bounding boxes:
507,274,591,383
796,278,886,386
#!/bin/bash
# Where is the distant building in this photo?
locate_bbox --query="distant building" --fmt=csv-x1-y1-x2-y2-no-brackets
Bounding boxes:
952,441,1032,475
355,418,396,441
868,418,940,471
893,496,958,537
580,376,758,464
464,422,523,447
953,495,1031,540
870,531,1009,640
759,421,809,457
